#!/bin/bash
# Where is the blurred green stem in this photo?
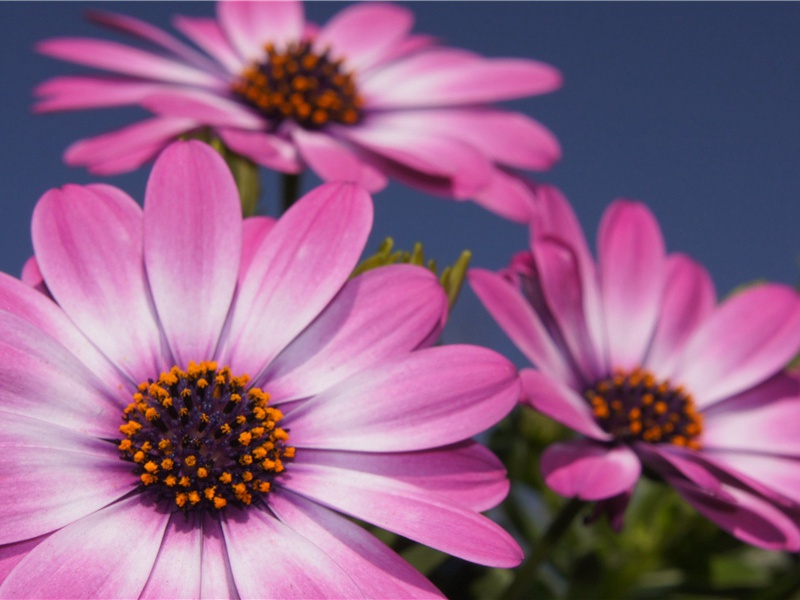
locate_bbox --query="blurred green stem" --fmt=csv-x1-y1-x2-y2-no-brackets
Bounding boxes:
501,497,586,600
281,173,302,214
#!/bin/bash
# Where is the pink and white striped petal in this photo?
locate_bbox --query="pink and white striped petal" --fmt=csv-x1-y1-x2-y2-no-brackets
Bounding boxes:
284,462,523,568
140,513,203,599
217,0,304,63
220,507,365,599
144,141,242,368
285,345,519,452
220,182,372,377
270,489,443,599
598,200,666,371
0,495,169,598
261,264,447,402
674,284,800,409
32,183,168,382
541,439,641,501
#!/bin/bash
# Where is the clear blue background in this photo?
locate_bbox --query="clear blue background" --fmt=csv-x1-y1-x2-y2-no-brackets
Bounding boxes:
1,1,799,367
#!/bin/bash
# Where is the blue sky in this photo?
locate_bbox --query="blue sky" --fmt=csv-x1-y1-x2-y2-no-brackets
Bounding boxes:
2,1,799,366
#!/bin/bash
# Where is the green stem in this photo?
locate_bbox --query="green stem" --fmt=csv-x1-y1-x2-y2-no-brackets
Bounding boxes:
281,173,302,214
501,497,586,600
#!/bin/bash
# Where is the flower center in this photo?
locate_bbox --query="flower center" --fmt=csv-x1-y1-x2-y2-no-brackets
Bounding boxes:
117,361,294,512
583,368,703,449
231,40,363,130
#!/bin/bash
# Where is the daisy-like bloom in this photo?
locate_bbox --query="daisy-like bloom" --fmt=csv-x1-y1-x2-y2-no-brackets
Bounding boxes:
34,0,561,221
469,185,800,550
0,141,522,597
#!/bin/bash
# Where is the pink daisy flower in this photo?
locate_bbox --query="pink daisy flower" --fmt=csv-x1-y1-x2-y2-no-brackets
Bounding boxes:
0,141,522,597
469,185,800,550
34,0,561,221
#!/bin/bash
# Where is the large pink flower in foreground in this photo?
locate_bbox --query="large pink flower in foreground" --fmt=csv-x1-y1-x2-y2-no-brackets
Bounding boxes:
0,141,522,597
35,0,561,221
470,186,800,550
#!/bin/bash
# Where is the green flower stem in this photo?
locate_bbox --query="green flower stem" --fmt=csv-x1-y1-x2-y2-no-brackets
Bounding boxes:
281,173,302,214
501,497,586,600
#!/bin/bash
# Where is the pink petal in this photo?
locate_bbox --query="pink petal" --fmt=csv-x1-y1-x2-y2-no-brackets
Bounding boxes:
140,513,202,599
361,48,562,108
541,439,641,501
285,461,523,568
142,88,265,129
315,3,414,72
0,535,48,583
173,15,243,74
0,412,137,544
217,127,302,173
645,254,716,376
520,369,611,441
0,496,169,598
468,268,576,386
335,114,492,199
533,237,604,383
220,182,373,377
220,507,364,599
37,37,223,88
634,443,732,501
34,76,167,112
20,256,46,293
240,216,277,280
702,451,800,507
675,284,800,408
262,264,447,402
87,9,222,73
285,345,519,452
32,183,168,382
291,127,388,192
470,168,537,223
200,514,239,600
598,200,666,370
144,141,242,368
217,0,304,63
270,489,443,598
65,116,197,175
293,442,508,513
670,476,800,551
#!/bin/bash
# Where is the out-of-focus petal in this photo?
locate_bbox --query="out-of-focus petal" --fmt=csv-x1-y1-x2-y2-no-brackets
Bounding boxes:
34,76,167,112
470,168,537,223
217,0,304,63
218,127,302,173
541,439,641,501
143,89,264,129
173,15,242,74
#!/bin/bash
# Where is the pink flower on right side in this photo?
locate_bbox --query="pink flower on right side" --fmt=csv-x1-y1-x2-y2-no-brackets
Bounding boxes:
470,185,800,550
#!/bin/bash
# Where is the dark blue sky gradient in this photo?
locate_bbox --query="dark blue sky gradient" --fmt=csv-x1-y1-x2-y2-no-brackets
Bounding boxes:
1,2,799,367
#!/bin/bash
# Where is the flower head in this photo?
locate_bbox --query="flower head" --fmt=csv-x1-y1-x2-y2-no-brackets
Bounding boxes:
35,0,561,221
0,140,522,597
469,185,800,550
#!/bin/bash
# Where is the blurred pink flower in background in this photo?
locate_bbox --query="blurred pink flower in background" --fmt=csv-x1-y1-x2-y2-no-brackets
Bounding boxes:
0,141,522,597
35,0,561,221
470,185,800,550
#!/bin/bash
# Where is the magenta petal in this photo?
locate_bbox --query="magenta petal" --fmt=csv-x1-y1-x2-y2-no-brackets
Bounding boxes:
262,264,447,402
221,182,373,377
520,369,611,441
200,514,239,600
0,412,136,545
32,183,167,382
670,477,800,551
0,535,48,584
598,200,666,370
240,216,277,280
217,0,304,63
468,268,576,385
704,451,800,506
173,16,242,74
34,76,167,112
674,284,800,408
634,443,732,501
645,254,716,376
221,507,364,599
315,3,414,73
292,127,388,192
294,442,508,513
541,439,641,501
218,127,302,173
65,116,196,175
270,490,443,599
19,256,46,293
285,345,519,452
142,89,264,129
0,496,169,598
140,513,202,599
470,168,537,223
285,462,523,568
37,37,223,87
144,141,242,368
